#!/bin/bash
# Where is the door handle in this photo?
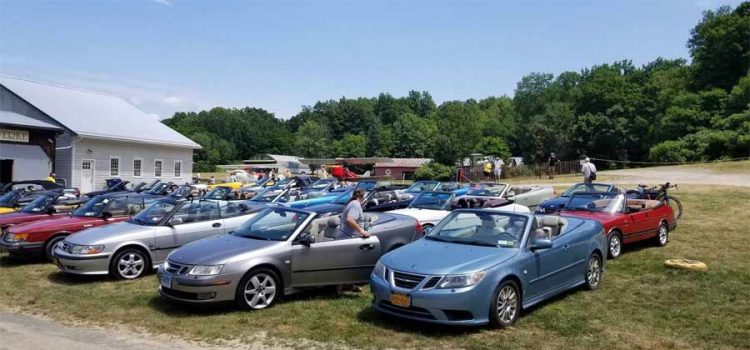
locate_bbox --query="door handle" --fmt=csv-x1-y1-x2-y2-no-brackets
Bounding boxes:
212,222,222,228
359,244,375,250
562,244,570,252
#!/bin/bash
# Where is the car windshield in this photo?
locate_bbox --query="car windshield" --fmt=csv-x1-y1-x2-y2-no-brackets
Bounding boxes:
562,184,612,196
170,186,192,198
467,184,507,197
356,181,378,191
250,187,285,202
232,208,309,241
20,195,56,213
565,193,624,213
73,196,112,217
311,179,334,190
204,187,230,200
410,192,452,210
0,190,21,207
146,183,169,195
406,181,439,193
130,200,177,226
426,211,528,248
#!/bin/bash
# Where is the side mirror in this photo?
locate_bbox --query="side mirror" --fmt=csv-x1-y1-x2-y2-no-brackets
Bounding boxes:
422,226,434,235
102,211,113,220
530,239,553,251
46,206,56,215
299,234,315,246
169,217,183,226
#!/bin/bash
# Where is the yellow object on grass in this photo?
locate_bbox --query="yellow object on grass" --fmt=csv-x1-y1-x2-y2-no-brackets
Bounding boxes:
207,182,244,191
665,259,707,271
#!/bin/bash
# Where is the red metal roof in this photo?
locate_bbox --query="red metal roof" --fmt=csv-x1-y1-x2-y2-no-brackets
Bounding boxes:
374,158,432,168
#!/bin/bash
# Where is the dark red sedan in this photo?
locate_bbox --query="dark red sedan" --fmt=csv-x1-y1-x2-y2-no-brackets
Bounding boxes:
0,194,146,260
560,192,676,259
0,193,78,230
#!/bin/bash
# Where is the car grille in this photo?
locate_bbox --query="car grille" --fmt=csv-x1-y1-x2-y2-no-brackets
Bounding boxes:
160,287,199,300
379,301,435,320
392,271,425,289
166,260,191,275
422,276,442,289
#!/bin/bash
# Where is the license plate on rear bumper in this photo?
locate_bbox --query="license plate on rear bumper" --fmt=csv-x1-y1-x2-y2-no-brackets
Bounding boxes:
160,275,172,289
390,293,410,307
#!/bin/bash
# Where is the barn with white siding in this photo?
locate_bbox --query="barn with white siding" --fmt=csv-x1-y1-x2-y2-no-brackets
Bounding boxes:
0,75,200,192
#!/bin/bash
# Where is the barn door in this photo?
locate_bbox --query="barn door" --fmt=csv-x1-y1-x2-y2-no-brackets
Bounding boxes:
81,159,95,193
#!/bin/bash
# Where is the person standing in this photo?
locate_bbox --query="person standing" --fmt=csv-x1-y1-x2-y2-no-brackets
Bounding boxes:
548,153,559,179
581,157,597,184
483,159,492,181
493,158,504,181
209,175,216,185
335,188,370,240
45,172,56,183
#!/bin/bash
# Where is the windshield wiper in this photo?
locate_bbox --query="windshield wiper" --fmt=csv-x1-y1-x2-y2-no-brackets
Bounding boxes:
466,241,500,247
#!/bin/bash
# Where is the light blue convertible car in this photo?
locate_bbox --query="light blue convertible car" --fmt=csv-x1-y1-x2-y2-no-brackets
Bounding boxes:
370,209,606,327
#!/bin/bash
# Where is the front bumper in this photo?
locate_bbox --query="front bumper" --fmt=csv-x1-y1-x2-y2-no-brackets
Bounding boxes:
370,272,492,326
0,239,44,255
53,247,111,275
157,266,241,304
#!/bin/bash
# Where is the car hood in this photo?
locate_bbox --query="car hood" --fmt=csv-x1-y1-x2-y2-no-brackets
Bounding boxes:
387,208,448,224
167,234,281,265
539,196,570,209
8,215,98,233
0,212,37,223
381,238,517,275
65,221,153,245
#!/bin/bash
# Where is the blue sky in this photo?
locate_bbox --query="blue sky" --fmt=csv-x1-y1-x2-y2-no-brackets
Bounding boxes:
1,0,745,119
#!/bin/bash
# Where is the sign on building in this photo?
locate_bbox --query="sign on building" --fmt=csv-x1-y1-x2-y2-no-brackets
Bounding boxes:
0,128,30,143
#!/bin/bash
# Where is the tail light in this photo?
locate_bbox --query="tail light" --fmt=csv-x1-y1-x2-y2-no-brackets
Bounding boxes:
415,221,423,234
74,188,80,196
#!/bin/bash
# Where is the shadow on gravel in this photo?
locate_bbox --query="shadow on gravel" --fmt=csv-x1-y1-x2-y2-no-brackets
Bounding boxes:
356,307,481,338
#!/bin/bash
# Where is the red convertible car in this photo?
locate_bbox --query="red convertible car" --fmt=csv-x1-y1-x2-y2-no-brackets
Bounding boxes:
0,192,80,230
0,194,146,260
560,192,676,259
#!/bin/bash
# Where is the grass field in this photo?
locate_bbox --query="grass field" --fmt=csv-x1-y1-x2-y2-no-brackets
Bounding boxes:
1,185,749,349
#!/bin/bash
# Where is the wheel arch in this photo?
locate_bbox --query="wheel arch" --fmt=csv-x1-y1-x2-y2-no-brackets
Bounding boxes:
111,243,153,268
242,263,285,293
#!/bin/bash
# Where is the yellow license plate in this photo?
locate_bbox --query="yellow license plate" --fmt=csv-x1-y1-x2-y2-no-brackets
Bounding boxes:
390,293,410,307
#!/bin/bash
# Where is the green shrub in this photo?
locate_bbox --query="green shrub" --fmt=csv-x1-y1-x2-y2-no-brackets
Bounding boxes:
648,140,694,163
415,162,454,181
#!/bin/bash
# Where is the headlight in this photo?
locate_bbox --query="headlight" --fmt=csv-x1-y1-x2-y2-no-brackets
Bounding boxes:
4,233,29,242
437,271,486,289
70,244,105,255
188,265,223,276
373,261,385,279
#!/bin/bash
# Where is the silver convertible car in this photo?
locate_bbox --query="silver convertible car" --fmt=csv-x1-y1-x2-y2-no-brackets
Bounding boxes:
370,209,607,328
54,199,257,280
157,206,420,310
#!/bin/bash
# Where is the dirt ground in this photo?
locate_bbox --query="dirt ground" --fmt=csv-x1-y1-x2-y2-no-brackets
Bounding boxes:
603,167,750,187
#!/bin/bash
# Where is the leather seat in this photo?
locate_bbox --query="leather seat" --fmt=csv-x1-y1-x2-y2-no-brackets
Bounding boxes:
323,216,340,239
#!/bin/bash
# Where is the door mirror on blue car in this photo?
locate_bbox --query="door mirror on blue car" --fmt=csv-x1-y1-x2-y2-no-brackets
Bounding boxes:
530,238,553,251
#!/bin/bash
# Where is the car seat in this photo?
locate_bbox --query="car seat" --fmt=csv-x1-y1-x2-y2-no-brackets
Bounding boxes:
323,216,341,239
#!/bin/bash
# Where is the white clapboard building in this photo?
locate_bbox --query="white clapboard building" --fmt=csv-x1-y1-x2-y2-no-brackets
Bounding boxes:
0,75,200,192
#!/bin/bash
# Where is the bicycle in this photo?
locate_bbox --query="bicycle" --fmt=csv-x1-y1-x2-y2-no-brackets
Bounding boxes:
626,182,682,222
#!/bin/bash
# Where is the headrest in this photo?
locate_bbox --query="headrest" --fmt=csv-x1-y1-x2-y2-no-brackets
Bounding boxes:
327,216,340,227
533,228,546,239
541,216,563,227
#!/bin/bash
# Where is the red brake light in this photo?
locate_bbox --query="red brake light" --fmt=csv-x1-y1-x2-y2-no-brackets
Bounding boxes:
415,221,423,234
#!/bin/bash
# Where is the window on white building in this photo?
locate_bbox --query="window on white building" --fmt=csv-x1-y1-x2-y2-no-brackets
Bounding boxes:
174,160,182,178
133,159,142,177
110,157,120,176
155,160,163,177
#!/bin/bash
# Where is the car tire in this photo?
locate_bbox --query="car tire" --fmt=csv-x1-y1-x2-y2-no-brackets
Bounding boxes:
44,235,66,261
489,279,521,328
109,248,150,280
655,222,669,247
236,268,280,311
584,253,602,290
607,231,622,259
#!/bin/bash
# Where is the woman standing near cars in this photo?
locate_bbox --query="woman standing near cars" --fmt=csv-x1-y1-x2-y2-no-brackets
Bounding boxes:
335,188,370,240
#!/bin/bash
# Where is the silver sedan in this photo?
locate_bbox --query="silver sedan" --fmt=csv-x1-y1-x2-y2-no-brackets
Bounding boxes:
157,206,420,309
54,199,257,280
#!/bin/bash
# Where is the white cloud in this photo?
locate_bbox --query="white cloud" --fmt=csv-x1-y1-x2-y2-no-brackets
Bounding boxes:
150,0,172,6
148,113,161,119
163,96,182,106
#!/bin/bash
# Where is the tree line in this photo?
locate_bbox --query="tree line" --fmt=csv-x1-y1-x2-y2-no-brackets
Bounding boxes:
163,3,750,172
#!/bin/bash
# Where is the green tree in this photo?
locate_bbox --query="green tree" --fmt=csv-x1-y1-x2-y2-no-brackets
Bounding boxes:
473,136,511,160
392,112,436,158
293,120,330,158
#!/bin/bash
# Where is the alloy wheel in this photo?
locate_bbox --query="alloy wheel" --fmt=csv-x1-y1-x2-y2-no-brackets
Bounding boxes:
243,273,277,309
658,225,668,245
496,285,518,325
117,252,145,279
587,256,601,288
609,234,621,258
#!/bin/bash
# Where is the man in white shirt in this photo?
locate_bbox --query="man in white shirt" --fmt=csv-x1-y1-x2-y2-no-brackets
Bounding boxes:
581,158,597,184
